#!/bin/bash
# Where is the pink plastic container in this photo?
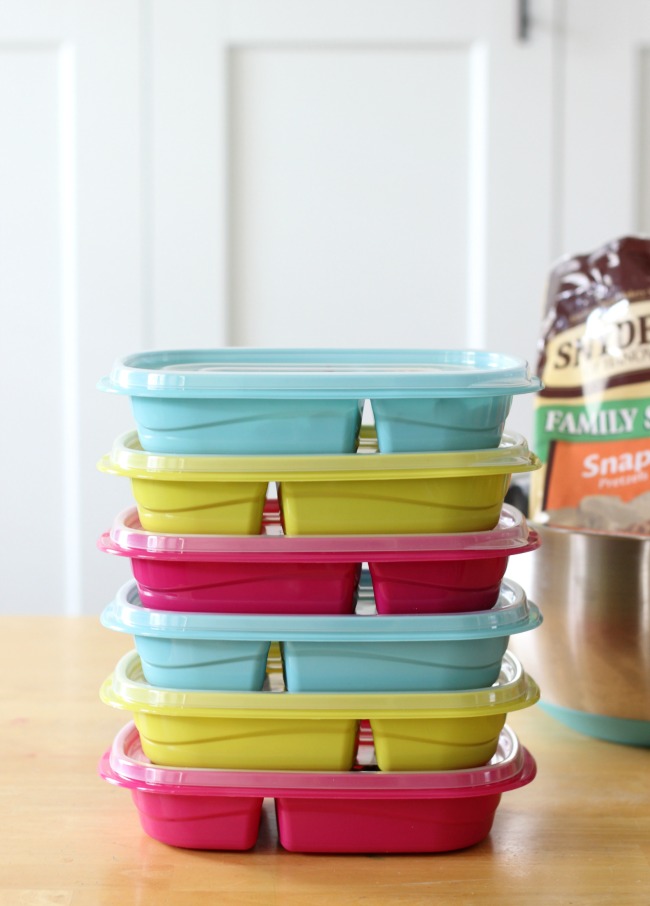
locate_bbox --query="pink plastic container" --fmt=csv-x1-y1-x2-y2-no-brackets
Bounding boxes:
100,722,536,853
99,502,539,615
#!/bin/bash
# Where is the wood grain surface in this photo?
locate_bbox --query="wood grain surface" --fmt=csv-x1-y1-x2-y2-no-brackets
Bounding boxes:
1,616,648,905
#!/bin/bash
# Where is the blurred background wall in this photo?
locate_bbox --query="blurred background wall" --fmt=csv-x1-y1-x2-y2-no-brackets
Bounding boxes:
2,0,649,613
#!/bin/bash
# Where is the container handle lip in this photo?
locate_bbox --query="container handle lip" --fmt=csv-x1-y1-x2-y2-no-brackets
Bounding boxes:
102,648,537,716
97,503,539,562
98,348,542,398
100,576,538,642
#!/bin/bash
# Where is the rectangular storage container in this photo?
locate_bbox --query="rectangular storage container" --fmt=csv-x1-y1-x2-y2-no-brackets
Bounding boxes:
99,721,537,853
100,576,542,693
99,649,539,772
98,348,541,455
98,430,541,536
98,502,540,614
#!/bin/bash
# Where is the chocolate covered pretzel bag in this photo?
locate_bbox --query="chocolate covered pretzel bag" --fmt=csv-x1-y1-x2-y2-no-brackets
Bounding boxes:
530,235,650,533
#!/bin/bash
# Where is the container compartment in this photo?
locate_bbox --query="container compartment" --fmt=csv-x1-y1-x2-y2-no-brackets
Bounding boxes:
280,637,509,693
133,636,271,691
132,477,268,535
278,473,510,535
130,558,361,615
98,348,541,455
100,649,539,772
101,577,541,694
130,396,363,455
370,713,507,772
275,793,501,854
133,712,360,771
99,721,537,853
371,394,512,453
131,788,263,850
369,557,508,614
99,503,539,615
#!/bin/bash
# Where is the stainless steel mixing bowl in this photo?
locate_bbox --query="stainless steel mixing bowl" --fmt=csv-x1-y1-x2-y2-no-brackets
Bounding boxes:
506,522,650,746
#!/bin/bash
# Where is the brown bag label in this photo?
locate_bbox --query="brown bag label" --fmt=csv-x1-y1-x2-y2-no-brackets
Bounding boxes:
530,237,650,533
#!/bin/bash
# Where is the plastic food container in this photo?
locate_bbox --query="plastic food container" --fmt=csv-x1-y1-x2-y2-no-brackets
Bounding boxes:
98,348,541,455
98,430,540,536
98,502,540,614
100,576,541,693
99,721,537,852
100,649,539,771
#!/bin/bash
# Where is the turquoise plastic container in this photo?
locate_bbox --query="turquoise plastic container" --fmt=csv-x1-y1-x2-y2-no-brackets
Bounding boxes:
100,576,542,692
98,348,541,454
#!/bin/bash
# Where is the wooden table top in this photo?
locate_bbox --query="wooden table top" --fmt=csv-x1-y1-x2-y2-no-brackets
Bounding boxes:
2,616,649,905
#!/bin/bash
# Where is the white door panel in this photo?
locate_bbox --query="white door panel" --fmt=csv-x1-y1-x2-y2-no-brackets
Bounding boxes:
228,45,473,348
0,45,67,612
562,0,650,251
0,3,142,615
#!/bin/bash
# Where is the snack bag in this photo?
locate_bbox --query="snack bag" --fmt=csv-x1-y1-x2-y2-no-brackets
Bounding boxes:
530,235,650,533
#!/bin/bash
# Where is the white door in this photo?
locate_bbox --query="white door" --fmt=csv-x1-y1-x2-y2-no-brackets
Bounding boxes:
1,0,560,615
0,2,143,615
561,0,650,252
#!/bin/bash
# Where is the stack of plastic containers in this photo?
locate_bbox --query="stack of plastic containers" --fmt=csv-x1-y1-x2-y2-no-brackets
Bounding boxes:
97,348,544,853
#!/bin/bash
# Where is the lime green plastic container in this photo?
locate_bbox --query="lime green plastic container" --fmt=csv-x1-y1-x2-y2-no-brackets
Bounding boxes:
100,650,539,772
98,430,541,536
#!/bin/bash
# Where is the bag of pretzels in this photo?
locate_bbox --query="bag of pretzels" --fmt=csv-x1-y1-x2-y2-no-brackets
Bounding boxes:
530,235,650,533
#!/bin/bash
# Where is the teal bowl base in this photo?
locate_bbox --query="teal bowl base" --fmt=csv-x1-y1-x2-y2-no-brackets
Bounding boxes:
370,396,512,453
540,701,650,747
131,397,363,455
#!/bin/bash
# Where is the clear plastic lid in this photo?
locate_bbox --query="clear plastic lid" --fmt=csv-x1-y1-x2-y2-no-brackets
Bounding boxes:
98,348,542,399
100,649,540,718
98,429,542,481
99,502,540,562
101,721,536,798
100,576,542,642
